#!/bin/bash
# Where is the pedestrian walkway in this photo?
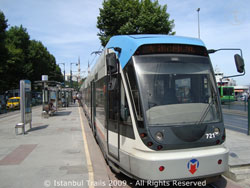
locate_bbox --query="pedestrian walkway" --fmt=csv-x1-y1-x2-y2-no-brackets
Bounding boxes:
223,108,247,117
226,129,250,167
0,104,89,188
224,129,250,186
0,103,250,188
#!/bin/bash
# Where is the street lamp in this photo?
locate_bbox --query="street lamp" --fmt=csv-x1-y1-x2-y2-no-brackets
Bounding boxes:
70,62,78,88
197,8,200,39
58,63,65,84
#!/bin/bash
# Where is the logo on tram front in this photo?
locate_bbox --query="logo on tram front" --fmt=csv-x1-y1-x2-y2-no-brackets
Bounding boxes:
187,159,199,174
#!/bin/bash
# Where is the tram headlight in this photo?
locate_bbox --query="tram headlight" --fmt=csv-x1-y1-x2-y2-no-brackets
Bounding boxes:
214,128,220,135
155,132,164,141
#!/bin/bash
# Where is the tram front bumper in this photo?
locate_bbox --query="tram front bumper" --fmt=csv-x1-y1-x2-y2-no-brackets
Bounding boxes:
128,145,229,181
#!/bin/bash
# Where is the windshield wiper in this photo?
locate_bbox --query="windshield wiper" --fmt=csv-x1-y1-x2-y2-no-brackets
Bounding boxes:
196,96,216,125
196,79,218,125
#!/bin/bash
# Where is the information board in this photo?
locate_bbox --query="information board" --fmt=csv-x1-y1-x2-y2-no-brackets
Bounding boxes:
20,80,32,126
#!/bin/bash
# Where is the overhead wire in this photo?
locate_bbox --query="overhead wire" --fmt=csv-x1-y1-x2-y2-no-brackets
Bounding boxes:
85,45,103,74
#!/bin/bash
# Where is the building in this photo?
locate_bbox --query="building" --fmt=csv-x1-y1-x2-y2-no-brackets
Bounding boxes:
234,85,250,98
214,71,236,86
214,69,249,98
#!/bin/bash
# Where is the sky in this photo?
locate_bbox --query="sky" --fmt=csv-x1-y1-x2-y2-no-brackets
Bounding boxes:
1,0,249,85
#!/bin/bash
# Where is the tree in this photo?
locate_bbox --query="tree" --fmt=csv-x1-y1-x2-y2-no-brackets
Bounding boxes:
27,40,63,83
0,11,8,60
97,0,175,46
1,22,63,92
5,25,31,89
0,11,8,93
0,11,63,94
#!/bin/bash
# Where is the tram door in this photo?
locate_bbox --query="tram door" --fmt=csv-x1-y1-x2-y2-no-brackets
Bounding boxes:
107,52,120,161
91,81,96,135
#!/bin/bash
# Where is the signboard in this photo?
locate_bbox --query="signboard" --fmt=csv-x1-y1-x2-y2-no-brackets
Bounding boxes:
42,75,48,81
20,80,32,126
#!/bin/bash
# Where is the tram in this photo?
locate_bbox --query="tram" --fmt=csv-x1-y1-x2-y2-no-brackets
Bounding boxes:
80,35,230,181
218,86,235,103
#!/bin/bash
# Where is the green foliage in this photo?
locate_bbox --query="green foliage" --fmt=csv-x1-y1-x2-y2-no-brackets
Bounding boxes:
0,11,8,55
97,0,175,46
28,40,63,83
5,26,31,89
0,11,63,94
0,11,8,93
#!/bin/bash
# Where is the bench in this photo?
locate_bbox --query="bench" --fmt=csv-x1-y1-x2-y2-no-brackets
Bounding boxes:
42,105,56,118
42,110,49,118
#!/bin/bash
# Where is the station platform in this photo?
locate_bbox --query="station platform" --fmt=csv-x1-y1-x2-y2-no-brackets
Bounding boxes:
0,103,249,188
222,107,250,185
0,104,110,188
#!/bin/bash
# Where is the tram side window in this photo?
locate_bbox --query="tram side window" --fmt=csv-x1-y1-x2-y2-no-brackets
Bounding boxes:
108,74,119,121
107,73,119,133
124,61,143,121
120,81,135,139
83,88,87,105
87,86,91,108
83,86,91,108
95,77,106,126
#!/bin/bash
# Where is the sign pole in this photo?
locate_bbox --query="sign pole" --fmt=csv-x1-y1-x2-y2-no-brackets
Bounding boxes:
248,97,250,135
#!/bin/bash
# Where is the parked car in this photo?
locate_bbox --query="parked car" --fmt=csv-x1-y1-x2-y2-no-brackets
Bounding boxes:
6,97,20,110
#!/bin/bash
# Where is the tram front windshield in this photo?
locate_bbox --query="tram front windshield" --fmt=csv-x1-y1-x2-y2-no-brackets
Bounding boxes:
132,54,221,126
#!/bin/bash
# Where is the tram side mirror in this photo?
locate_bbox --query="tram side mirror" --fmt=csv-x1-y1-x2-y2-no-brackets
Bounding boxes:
234,54,245,73
106,53,118,74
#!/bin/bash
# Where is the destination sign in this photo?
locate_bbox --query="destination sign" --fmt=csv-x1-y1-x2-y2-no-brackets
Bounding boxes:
134,44,208,56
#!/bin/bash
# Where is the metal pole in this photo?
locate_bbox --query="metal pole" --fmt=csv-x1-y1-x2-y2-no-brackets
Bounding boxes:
63,63,65,84
245,97,247,111
63,71,65,87
70,63,72,89
248,97,250,135
197,8,200,39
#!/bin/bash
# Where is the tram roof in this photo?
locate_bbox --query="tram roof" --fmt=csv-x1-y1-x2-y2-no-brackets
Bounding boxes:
105,34,206,68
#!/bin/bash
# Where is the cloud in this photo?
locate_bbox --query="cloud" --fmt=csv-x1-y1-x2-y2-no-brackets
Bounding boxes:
1,0,249,85
164,0,250,85
39,31,99,45
1,0,103,73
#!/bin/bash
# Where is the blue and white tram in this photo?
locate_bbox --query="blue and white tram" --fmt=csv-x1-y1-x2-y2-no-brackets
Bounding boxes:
80,35,229,181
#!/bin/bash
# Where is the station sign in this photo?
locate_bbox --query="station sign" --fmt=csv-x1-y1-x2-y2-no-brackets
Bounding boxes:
20,80,32,126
